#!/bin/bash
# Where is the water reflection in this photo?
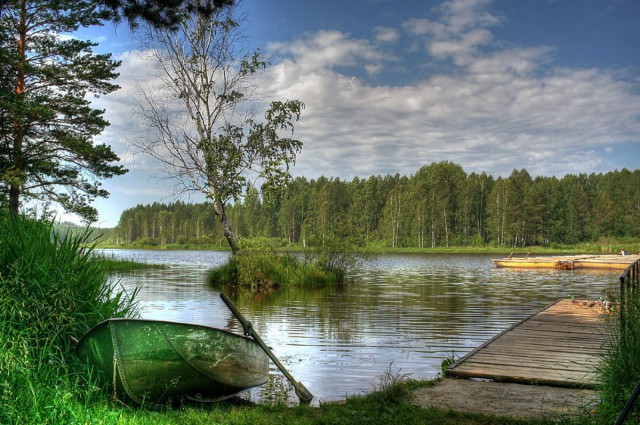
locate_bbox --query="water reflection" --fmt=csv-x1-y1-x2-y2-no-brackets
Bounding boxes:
101,250,616,403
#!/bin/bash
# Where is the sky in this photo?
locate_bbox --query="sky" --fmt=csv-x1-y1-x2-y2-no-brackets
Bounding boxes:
68,0,640,227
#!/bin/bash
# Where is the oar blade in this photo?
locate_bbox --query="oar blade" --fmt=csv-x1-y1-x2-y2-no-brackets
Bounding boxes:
220,293,314,403
294,383,314,404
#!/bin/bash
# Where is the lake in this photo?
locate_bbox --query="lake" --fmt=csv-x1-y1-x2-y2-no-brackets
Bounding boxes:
100,249,616,404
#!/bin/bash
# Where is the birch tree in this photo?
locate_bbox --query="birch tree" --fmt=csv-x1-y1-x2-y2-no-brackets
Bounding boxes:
132,1,303,254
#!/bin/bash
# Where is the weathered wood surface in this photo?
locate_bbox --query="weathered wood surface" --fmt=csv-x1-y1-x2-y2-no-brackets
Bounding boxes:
492,254,640,270
446,299,608,388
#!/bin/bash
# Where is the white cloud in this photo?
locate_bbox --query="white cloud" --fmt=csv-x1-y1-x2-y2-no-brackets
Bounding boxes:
268,30,393,75
438,0,500,33
96,1,640,183
87,0,640,225
428,27,493,65
405,0,501,67
259,0,640,179
374,26,400,43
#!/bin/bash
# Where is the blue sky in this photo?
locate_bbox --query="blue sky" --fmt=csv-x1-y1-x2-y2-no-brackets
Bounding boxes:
70,0,640,227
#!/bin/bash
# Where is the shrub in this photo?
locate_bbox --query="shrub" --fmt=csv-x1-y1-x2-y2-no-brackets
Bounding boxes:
207,237,344,288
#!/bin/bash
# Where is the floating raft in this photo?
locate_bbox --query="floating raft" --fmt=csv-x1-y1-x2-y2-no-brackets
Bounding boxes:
446,299,607,388
492,254,640,270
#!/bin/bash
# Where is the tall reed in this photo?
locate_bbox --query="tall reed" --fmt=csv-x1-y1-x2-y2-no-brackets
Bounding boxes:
597,268,640,423
0,215,138,423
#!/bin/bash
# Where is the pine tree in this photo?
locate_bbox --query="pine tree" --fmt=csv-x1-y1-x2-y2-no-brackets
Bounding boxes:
0,0,126,222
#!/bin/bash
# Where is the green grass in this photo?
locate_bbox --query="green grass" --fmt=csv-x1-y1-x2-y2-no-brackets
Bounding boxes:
207,237,340,289
90,393,572,425
595,276,640,423
0,214,138,424
96,242,232,251
97,241,640,256
96,253,168,272
208,250,337,289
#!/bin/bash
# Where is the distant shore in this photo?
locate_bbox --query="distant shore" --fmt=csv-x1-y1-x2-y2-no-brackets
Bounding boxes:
95,242,639,256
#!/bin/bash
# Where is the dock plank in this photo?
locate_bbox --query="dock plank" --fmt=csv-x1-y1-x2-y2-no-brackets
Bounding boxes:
447,299,608,388
492,254,639,270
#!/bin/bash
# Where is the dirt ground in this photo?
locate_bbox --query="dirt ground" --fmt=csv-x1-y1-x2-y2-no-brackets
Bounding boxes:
411,378,598,419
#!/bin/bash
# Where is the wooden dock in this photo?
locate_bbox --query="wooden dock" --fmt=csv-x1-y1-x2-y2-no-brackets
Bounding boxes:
446,299,608,388
492,254,640,270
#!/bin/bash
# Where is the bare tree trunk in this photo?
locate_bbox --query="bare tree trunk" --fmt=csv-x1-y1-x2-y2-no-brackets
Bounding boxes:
443,206,449,247
213,201,240,255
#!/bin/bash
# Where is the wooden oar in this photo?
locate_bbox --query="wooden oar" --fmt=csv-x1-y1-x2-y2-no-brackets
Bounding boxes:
220,293,314,403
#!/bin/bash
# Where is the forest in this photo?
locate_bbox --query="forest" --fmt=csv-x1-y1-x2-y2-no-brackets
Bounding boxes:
109,162,640,249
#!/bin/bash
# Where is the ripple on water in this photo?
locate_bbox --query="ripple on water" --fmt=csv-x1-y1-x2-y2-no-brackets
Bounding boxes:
103,250,615,403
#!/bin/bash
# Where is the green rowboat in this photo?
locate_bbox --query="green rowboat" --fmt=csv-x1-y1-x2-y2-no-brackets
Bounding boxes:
75,318,269,404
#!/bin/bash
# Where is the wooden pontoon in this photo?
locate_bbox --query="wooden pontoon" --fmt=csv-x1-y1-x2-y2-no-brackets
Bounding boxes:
492,254,640,270
446,299,607,388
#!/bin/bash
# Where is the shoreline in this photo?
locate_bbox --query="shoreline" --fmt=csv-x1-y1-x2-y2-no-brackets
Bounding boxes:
95,243,636,256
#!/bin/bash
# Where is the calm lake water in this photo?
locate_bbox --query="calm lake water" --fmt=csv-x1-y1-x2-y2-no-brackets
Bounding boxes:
100,249,617,404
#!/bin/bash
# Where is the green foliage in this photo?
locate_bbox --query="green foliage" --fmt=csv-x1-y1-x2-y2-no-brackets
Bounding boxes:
0,215,138,424
0,0,126,222
207,256,239,285
208,238,340,288
94,0,236,30
235,237,281,288
596,275,640,423
131,2,303,253
440,352,457,378
0,215,138,352
368,363,412,405
110,164,640,251
96,253,167,272
304,230,376,282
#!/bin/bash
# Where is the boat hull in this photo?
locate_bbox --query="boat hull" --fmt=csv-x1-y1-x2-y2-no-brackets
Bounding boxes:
76,319,269,404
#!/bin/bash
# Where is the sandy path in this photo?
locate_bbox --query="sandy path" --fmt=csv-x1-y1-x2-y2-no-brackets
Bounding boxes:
411,378,598,419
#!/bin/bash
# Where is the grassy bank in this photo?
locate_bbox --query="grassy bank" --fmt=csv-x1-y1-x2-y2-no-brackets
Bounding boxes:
97,242,231,251
41,389,575,425
0,215,139,424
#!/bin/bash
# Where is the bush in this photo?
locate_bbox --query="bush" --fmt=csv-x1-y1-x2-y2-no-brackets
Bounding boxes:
0,216,138,350
208,256,240,286
207,237,342,288
132,237,159,246
304,233,378,282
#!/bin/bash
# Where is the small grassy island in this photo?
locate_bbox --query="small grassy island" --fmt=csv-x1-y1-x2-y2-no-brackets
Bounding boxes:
207,237,366,289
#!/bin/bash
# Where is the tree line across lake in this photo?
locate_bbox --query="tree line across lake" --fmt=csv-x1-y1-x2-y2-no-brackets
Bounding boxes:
109,162,640,249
